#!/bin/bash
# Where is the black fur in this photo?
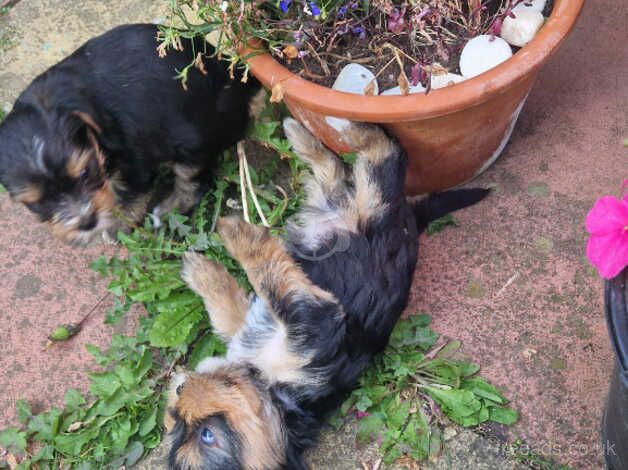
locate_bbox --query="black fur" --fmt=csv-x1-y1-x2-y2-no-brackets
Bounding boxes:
0,23,260,244
171,122,490,469
270,147,492,459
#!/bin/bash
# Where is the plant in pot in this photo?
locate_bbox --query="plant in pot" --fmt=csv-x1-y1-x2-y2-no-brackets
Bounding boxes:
162,0,583,194
585,180,628,469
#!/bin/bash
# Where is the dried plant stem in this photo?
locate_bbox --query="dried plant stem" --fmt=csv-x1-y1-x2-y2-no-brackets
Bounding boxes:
237,141,269,227
237,142,250,223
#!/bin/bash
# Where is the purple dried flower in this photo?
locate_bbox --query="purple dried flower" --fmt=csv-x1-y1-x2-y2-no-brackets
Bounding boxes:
309,1,321,16
352,26,366,39
279,0,292,14
388,7,406,34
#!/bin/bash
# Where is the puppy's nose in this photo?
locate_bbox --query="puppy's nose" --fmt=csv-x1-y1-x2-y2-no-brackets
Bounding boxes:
78,213,98,231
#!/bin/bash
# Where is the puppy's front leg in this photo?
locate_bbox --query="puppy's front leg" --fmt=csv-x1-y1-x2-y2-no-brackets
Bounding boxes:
153,163,202,219
181,252,249,340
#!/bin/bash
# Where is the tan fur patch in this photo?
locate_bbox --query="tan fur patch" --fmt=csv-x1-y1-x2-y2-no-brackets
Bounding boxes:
92,181,116,214
14,185,42,204
283,118,345,193
181,252,249,339
343,123,396,165
66,150,92,179
158,164,200,215
175,367,285,470
350,160,388,224
216,216,336,305
72,111,102,134
248,88,268,120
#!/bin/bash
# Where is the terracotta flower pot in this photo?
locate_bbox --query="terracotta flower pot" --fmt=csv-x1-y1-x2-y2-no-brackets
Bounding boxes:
245,0,585,195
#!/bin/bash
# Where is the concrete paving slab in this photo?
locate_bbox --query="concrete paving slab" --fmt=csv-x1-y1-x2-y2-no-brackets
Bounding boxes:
407,0,626,467
0,0,166,431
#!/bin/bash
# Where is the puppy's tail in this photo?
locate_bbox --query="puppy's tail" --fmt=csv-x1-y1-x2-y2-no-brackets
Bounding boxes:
411,188,491,233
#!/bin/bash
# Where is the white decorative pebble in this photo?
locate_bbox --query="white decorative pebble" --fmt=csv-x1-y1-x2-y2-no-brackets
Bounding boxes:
500,8,544,47
459,35,513,79
331,63,378,95
325,116,352,132
326,63,378,132
380,84,426,95
430,73,465,89
515,0,546,13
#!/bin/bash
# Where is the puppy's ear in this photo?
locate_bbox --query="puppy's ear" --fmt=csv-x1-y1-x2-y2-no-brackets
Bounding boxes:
71,111,102,135
69,111,105,166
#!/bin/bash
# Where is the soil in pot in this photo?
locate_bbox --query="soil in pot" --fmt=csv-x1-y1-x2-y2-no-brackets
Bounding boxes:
279,0,554,92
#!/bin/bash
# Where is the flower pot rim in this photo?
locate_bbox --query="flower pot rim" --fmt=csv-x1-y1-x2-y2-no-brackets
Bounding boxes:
244,0,584,122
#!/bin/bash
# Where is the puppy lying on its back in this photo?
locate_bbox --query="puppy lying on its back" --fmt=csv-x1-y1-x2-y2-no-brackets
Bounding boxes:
165,120,489,469
0,24,261,245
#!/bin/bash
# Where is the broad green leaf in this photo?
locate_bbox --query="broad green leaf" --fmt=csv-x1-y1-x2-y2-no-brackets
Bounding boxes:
340,394,357,416
110,415,133,451
90,256,109,276
423,386,482,419
355,393,373,412
188,332,226,369
489,406,518,425
458,361,481,377
436,340,461,358
27,408,63,441
0,427,27,453
414,327,439,351
386,399,410,429
64,389,86,412
115,364,139,389
54,426,99,456
139,408,158,437
356,414,385,445
461,377,506,404
327,410,345,431
149,307,204,347
89,372,121,398
15,400,32,425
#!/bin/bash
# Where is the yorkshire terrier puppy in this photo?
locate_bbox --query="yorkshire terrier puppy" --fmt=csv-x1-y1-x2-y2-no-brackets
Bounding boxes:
165,120,490,469
0,23,262,245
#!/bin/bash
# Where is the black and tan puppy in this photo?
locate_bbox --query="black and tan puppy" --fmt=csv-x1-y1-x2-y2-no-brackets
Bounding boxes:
165,120,489,469
0,24,261,245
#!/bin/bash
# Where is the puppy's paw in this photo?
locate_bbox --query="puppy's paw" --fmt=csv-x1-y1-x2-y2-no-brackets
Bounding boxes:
283,118,333,164
181,252,226,298
101,229,119,246
340,121,385,145
216,216,269,261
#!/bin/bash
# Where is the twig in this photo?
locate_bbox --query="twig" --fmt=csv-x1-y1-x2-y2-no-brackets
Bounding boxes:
238,142,270,227
153,355,181,384
304,41,330,76
494,272,520,299
209,188,224,233
77,292,112,327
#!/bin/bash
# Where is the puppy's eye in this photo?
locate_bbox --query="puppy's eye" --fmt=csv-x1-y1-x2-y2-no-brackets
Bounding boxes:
79,167,89,180
200,428,215,445
176,384,183,396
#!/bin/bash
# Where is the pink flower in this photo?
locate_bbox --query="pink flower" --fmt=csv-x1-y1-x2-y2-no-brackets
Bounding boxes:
585,192,628,279
356,411,370,419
